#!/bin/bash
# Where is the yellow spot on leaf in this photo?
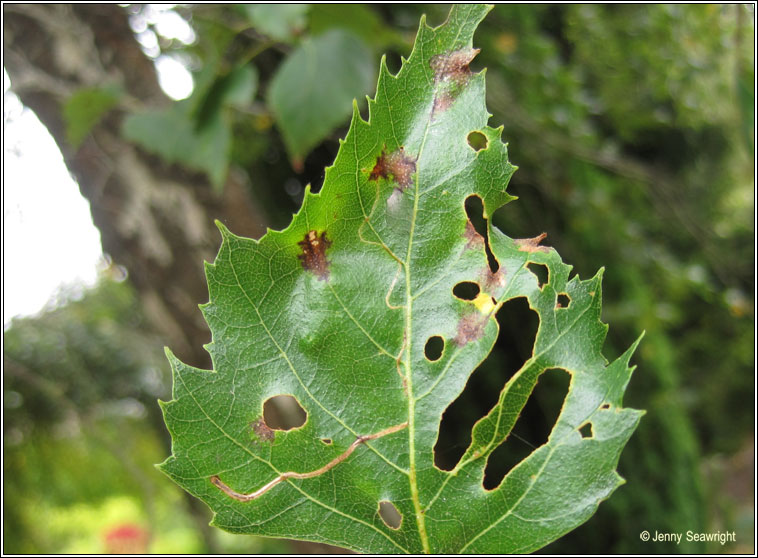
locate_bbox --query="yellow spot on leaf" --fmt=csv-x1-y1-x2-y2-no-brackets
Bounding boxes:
473,292,495,314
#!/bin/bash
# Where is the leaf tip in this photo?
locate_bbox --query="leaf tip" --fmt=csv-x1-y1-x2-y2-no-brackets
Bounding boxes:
214,219,233,239
163,346,176,361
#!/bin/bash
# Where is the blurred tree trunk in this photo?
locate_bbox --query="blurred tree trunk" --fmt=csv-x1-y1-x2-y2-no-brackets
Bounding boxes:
4,4,268,372
4,4,269,554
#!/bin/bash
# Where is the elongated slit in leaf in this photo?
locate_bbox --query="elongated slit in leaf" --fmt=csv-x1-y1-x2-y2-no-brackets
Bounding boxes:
465,194,499,273
434,297,539,471
482,368,570,490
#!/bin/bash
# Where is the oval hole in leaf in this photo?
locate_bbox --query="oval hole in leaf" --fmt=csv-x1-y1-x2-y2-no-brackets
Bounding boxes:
320,438,332,445
557,292,571,308
467,130,488,151
600,403,611,410
262,394,307,430
527,262,549,289
378,500,402,530
434,296,538,471
579,423,593,439
483,368,571,490
424,335,444,362
453,281,480,301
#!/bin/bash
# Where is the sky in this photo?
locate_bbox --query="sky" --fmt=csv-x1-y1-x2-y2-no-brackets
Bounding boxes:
3,5,194,326
3,74,103,325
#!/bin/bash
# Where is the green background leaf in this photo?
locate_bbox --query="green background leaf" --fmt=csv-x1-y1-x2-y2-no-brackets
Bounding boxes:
243,4,309,42
267,29,375,169
160,6,642,553
121,64,258,190
63,86,121,148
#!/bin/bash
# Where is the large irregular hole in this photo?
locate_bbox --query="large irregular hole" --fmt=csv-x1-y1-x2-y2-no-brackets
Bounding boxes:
527,262,549,289
434,297,539,471
262,394,307,430
378,500,402,529
483,368,571,490
453,281,480,301
424,335,444,362
465,195,499,273
467,130,488,151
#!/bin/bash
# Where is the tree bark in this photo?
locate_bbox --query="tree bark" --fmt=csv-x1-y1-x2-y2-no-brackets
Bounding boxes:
4,5,270,553
4,4,268,371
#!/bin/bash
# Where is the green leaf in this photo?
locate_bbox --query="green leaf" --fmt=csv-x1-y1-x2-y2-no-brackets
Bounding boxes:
63,86,121,148
122,63,256,190
123,101,230,189
308,4,406,49
193,65,259,129
267,29,375,169
242,4,309,43
159,5,643,553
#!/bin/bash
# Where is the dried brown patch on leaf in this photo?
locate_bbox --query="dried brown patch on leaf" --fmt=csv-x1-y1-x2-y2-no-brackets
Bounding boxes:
430,47,480,85
482,266,506,292
453,311,489,347
464,219,485,249
430,47,480,116
250,417,275,443
369,147,417,190
298,230,332,280
515,232,551,254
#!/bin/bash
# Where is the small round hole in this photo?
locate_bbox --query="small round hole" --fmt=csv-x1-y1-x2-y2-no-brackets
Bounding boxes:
453,281,480,301
424,336,444,362
557,293,571,308
467,130,488,151
262,395,307,430
321,438,332,445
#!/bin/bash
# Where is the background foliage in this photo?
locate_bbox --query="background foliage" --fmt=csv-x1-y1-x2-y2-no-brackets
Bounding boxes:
4,4,754,554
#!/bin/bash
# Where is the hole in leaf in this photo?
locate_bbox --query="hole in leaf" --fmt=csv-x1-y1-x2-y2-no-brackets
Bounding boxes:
262,394,307,430
465,195,499,273
453,281,480,301
434,297,538,471
527,262,549,289
579,423,593,438
557,292,571,308
483,368,571,490
378,500,402,529
600,403,611,410
321,438,332,445
424,335,444,362
467,130,488,151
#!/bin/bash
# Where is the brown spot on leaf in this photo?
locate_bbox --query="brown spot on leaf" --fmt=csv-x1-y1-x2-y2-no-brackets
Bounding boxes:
430,47,480,85
430,47,480,116
298,230,331,280
515,233,550,254
464,219,484,249
453,311,489,347
482,267,506,292
369,147,416,190
433,94,454,115
251,417,275,443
